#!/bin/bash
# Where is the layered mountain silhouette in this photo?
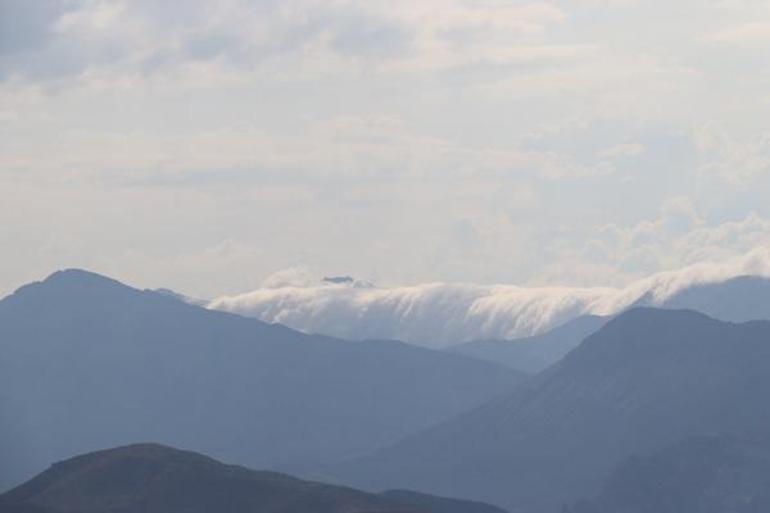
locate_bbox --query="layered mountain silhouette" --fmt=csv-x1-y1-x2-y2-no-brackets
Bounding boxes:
0,269,524,492
568,435,770,513
0,444,508,513
643,275,770,323
448,276,770,375
447,315,607,373
327,308,770,512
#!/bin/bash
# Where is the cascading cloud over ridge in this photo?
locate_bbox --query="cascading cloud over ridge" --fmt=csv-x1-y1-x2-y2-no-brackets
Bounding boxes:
208,249,770,348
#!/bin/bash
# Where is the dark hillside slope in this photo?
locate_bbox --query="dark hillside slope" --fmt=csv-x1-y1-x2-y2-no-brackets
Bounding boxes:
0,444,508,513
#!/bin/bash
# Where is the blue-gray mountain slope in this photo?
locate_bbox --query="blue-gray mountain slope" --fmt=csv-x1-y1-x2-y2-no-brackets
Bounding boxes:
328,308,770,513
0,270,524,492
447,315,607,373
567,435,770,513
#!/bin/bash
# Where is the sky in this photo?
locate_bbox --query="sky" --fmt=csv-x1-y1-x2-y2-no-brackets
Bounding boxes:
2,0,770,299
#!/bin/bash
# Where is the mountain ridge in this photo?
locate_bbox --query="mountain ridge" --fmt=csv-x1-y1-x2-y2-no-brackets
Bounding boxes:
447,314,608,373
326,307,770,512
0,269,524,493
0,443,508,513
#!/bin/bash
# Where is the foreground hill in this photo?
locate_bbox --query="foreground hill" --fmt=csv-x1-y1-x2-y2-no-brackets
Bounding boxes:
0,269,524,492
568,435,770,513
0,444,508,513
447,315,607,373
327,308,770,512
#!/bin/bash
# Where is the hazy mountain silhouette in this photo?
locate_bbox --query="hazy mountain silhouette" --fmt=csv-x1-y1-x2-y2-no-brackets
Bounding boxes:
153,288,208,307
0,269,524,492
643,275,770,323
447,276,770,374
568,435,770,513
0,444,508,513
328,308,770,512
447,315,607,373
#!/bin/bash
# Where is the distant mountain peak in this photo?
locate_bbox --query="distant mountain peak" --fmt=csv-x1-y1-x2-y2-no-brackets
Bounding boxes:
153,288,208,307
608,306,713,325
560,307,724,368
593,307,722,341
1,269,138,307
322,276,355,284
0,269,523,494
321,276,375,288
42,268,128,288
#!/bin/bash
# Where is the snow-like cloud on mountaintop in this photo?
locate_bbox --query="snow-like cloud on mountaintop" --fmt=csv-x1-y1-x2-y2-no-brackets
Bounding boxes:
208,248,770,348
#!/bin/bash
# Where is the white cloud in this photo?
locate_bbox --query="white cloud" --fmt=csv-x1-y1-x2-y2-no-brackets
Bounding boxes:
202,199,770,347
535,204,769,288
210,278,612,346
3,0,770,302
695,123,770,185
209,247,770,347
0,0,574,83
0,112,615,182
597,142,645,158
261,266,316,289
706,22,770,45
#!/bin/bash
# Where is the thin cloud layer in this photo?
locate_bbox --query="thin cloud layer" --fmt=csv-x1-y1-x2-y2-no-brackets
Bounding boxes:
209,249,770,347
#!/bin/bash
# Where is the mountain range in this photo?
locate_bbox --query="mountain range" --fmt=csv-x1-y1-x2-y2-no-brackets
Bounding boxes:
447,315,608,373
0,269,524,492
6,269,770,513
325,308,770,512
639,275,770,323
445,275,770,375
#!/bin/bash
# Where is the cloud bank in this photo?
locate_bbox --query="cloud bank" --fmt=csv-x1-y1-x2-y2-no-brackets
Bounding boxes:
209,249,770,348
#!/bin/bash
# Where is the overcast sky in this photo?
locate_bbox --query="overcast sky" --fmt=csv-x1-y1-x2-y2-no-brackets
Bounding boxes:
2,0,770,297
